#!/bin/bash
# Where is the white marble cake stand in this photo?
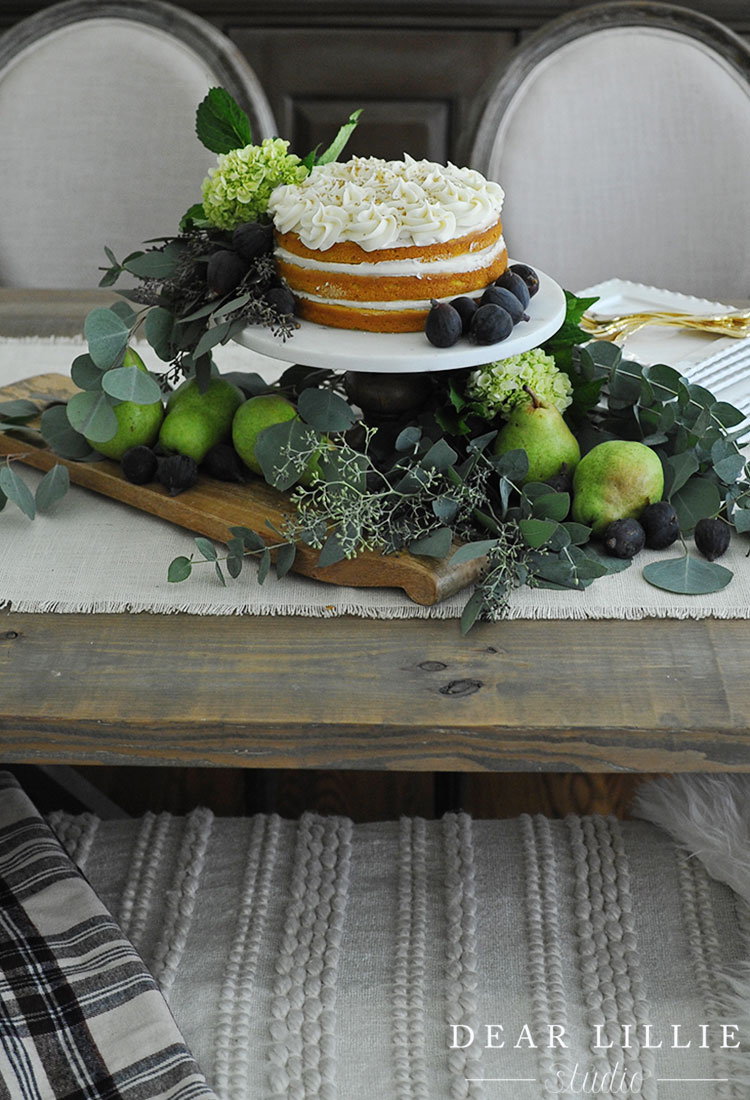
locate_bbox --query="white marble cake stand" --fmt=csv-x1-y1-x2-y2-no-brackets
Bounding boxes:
233,266,567,374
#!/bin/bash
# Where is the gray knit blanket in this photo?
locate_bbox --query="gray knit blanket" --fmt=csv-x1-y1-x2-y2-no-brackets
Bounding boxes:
47,793,750,1100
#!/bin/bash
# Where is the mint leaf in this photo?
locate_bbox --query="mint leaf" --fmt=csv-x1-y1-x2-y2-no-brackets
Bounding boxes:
314,109,362,167
196,87,252,154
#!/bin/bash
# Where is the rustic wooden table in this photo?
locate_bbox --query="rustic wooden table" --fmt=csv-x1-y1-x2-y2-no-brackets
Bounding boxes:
2,290,749,775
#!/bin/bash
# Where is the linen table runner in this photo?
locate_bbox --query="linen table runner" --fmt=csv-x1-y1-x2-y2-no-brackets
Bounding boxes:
2,338,750,620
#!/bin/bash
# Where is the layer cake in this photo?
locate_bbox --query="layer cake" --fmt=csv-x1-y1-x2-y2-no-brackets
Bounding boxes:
267,155,507,333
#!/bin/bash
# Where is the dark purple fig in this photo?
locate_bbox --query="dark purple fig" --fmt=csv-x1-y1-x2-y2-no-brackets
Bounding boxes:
495,269,531,309
510,262,540,297
264,285,296,317
232,221,274,261
206,250,248,296
449,296,478,334
120,445,158,485
640,501,680,549
156,453,199,496
468,303,513,345
603,518,646,559
480,284,528,323
425,299,463,347
694,516,730,560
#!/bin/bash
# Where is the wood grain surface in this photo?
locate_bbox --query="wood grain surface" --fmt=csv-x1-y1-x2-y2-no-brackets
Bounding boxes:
2,610,749,773
0,373,483,606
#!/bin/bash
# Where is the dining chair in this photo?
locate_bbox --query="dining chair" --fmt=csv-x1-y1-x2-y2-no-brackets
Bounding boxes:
466,0,750,300
0,0,277,288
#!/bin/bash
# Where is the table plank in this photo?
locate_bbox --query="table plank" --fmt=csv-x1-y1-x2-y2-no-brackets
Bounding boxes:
2,610,748,772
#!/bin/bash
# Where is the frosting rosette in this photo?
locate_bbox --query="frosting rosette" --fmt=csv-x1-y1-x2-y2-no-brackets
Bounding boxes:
267,154,504,251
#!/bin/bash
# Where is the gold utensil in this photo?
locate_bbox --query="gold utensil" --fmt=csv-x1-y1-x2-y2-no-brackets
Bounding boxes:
580,308,750,343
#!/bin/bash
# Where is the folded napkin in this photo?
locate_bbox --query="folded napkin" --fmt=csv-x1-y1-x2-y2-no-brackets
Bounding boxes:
0,772,217,1100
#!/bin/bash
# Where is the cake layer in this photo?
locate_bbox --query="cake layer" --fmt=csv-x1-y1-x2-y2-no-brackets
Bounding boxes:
294,298,440,333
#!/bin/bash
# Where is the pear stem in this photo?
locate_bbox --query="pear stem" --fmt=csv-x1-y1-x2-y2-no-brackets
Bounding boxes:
522,384,541,409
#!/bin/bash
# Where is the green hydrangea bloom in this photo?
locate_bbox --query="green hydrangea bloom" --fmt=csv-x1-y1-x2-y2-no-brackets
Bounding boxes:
202,138,308,230
466,348,573,418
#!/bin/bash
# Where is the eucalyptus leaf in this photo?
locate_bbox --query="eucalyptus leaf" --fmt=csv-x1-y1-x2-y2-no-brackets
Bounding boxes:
395,426,422,452
102,366,162,405
65,390,118,443
195,537,218,562
0,465,35,518
226,554,243,579
84,308,130,369
297,387,356,432
710,401,747,429
275,541,297,579
34,464,70,512
642,554,732,595
228,526,266,553
316,531,348,568
432,496,460,524
70,354,104,392
642,362,683,403
420,438,459,472
255,419,321,491
215,561,227,587
0,399,39,419
490,448,529,483
213,293,251,320
409,526,453,559
460,588,486,635
193,320,232,359
124,240,186,279
733,507,750,534
109,300,138,328
450,539,497,565
664,451,699,498
671,476,722,533
168,556,192,583
531,492,570,522
40,405,99,460
145,307,176,361
713,453,746,485
519,517,559,548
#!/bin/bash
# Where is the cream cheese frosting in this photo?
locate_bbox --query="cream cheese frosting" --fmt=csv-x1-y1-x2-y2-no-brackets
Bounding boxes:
267,154,505,252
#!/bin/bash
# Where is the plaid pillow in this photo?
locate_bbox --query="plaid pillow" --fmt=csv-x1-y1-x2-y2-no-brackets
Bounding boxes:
0,772,217,1100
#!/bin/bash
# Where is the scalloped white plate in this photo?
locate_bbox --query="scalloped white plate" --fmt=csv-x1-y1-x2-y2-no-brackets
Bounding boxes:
578,278,741,368
234,265,566,374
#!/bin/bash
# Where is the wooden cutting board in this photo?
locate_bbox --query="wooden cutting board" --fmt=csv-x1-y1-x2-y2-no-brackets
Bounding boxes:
0,373,483,606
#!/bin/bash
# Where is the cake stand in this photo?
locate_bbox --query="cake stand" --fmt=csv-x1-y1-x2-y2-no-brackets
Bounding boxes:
234,265,566,419
234,266,566,374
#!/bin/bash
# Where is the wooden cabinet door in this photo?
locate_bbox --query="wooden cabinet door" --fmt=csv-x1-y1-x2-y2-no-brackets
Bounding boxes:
230,27,516,164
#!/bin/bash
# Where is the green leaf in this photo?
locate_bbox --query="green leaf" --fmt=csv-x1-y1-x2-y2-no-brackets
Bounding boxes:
0,464,35,518
420,438,458,472
0,399,39,419
145,307,176,361
257,547,272,583
395,426,422,452
195,537,218,561
70,354,104,391
713,453,746,485
180,203,211,231
65,390,119,443
255,419,322,491
228,525,266,552
193,320,232,359
665,451,699,498
710,401,747,429
297,387,356,432
40,405,98,460
519,517,559,548
562,521,592,545
314,109,362,166
532,492,570,522
84,308,130,369
733,507,750,534
642,362,683,403
643,553,732,595
671,476,722,533
316,531,348,568
215,561,227,587
460,588,486,634
34,464,70,512
450,539,497,565
409,527,453,559
123,242,184,280
168,556,192,582
275,541,297,579
432,496,460,524
490,448,529,483
226,554,243,579
102,366,162,405
196,88,252,154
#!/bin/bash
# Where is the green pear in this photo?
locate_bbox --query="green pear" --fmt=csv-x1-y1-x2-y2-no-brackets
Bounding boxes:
232,394,323,486
492,388,580,484
87,347,163,460
571,440,664,536
159,376,244,463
